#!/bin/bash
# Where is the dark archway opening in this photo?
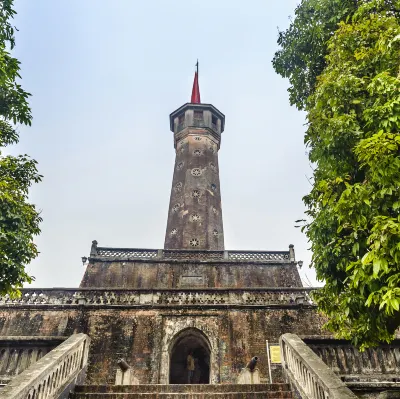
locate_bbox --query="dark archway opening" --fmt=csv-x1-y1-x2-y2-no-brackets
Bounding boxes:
169,329,210,384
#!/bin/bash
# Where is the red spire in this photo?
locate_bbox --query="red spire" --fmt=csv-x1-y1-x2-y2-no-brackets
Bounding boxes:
190,60,201,103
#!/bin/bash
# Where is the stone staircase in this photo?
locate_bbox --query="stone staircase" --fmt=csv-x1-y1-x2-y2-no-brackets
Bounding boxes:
70,383,294,398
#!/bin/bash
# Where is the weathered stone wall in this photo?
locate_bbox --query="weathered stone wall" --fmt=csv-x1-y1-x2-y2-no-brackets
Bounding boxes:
0,306,326,385
80,260,302,289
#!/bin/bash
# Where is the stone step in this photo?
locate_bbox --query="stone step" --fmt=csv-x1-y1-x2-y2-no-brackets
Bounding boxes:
74,384,291,394
71,392,293,399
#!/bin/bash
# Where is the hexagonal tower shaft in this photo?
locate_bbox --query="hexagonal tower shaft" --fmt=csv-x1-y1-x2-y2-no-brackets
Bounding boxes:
164,84,225,250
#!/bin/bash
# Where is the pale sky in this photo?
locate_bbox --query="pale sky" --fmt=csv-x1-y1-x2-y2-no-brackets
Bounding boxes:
10,0,319,288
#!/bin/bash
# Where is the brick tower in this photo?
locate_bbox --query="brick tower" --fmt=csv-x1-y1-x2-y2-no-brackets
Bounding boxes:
0,65,331,398
164,65,225,250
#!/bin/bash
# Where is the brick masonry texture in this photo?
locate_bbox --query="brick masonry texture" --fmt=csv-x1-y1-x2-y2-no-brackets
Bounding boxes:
0,307,327,384
164,132,224,251
71,383,294,399
165,103,225,251
80,260,302,289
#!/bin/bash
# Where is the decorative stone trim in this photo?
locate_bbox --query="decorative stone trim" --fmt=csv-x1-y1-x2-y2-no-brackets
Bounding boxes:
163,250,223,261
191,168,202,177
96,248,159,258
228,251,290,261
174,182,183,192
0,288,315,308
190,214,201,222
92,246,293,263
189,238,200,247
192,190,201,198
172,204,181,213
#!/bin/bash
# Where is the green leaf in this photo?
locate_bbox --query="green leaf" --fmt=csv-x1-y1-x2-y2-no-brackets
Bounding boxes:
373,259,381,277
0,0,40,297
391,298,399,311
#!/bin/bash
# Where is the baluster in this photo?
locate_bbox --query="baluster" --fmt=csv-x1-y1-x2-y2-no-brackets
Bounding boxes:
46,376,51,397
306,368,311,395
383,347,396,373
394,347,400,373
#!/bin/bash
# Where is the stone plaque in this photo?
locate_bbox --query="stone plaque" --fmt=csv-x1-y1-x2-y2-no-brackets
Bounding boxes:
179,276,204,287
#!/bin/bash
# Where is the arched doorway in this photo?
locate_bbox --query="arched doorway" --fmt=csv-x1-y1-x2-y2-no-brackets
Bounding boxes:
169,328,211,384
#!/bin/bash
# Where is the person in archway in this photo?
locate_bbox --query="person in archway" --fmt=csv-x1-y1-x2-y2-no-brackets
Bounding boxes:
187,351,195,383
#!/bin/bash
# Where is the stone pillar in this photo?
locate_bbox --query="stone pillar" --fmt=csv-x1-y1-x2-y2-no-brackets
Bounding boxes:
237,368,261,384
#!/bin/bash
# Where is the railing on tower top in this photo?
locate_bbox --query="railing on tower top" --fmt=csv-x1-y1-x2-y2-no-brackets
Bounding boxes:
280,333,357,399
89,242,295,263
0,333,90,399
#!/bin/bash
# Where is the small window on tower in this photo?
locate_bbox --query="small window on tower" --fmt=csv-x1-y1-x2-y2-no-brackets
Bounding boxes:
194,111,203,120
177,114,185,132
212,115,218,125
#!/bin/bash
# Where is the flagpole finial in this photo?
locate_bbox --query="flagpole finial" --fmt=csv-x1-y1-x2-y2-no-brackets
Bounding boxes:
191,62,201,104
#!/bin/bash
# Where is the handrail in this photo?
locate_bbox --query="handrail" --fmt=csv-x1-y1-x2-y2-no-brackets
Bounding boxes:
0,333,90,399
88,241,295,262
0,337,67,383
280,333,356,399
303,337,400,377
90,246,292,263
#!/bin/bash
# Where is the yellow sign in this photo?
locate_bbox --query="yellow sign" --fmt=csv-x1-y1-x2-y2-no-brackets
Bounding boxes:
269,346,281,364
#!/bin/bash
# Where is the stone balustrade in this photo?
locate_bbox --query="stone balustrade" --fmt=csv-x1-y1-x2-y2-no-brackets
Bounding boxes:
0,288,314,308
91,243,292,263
280,333,356,399
0,336,66,385
304,337,400,380
0,333,90,399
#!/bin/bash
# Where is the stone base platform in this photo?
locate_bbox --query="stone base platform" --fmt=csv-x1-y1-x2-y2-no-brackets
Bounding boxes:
71,384,293,398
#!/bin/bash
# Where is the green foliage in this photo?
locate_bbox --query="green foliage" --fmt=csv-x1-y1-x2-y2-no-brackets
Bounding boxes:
300,0,400,348
0,0,41,296
272,0,400,110
272,0,358,110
